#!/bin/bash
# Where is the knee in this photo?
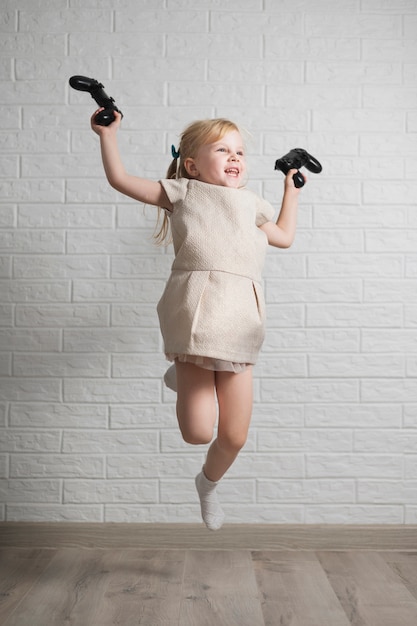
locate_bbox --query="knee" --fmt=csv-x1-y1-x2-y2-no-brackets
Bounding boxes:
217,430,248,454
179,422,213,446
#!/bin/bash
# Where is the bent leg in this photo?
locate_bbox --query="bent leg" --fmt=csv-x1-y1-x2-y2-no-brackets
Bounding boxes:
175,360,217,445
175,362,253,530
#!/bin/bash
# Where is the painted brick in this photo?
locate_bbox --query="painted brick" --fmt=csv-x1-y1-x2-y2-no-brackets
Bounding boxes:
17,205,114,229
165,33,262,59
112,353,167,378
308,354,405,378
305,404,402,428
305,505,403,524
361,379,417,403
63,479,158,504
0,0,415,525
13,255,109,279
110,304,159,327
9,403,108,429
69,32,164,58
266,279,362,304
313,109,404,133
15,304,109,328
19,10,112,33
13,353,110,378
62,429,158,454
106,454,203,479
306,304,403,328
0,206,15,228
257,479,356,504
307,254,403,278
64,329,160,353
265,36,360,61
0,230,65,254
405,306,417,327
0,479,61,503
0,430,61,453
110,404,175,429
362,330,417,353
0,379,61,402
116,10,208,32
5,277,74,304
306,454,403,479
0,455,7,478
0,304,13,326
10,454,105,479
6,505,103,523
0,33,66,57
404,405,417,427
262,329,360,353
0,329,61,352
364,279,417,303
357,481,417,504
63,379,161,404
354,430,417,454
260,378,359,404
67,230,157,255
257,429,353,453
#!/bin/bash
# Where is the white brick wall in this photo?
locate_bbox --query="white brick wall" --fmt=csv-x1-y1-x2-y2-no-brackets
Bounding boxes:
0,0,416,524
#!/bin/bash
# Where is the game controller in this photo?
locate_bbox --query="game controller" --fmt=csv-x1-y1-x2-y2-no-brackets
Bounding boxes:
69,75,123,126
275,148,322,188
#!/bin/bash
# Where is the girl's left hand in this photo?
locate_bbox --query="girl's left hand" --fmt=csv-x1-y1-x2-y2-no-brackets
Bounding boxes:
285,168,306,190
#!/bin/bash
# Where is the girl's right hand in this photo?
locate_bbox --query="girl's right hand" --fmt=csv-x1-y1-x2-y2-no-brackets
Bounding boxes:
90,108,122,135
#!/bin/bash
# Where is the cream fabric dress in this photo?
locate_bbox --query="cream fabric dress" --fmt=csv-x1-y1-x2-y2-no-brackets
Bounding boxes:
156,178,275,369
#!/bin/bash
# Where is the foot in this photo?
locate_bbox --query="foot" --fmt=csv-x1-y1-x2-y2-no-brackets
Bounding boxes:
195,470,225,531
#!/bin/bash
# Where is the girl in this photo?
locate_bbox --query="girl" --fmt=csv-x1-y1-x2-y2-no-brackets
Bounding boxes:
91,110,304,530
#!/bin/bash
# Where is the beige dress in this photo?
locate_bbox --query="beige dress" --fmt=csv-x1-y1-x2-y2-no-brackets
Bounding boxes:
156,178,275,369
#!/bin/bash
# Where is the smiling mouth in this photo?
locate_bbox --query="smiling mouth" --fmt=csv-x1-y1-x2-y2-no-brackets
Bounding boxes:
225,168,239,176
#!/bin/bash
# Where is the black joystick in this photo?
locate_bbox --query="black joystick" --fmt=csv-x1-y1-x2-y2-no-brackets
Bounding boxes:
69,75,123,126
275,148,322,188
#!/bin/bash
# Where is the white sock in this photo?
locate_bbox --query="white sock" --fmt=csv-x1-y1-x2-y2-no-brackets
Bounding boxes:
163,364,177,392
195,469,225,531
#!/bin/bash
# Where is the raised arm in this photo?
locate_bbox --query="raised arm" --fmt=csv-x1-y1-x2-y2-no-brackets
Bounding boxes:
259,169,303,248
91,110,172,210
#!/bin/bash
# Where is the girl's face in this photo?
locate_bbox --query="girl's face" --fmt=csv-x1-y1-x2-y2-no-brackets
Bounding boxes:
184,130,246,188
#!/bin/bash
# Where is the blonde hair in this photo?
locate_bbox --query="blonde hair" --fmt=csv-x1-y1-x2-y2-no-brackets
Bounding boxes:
154,118,241,244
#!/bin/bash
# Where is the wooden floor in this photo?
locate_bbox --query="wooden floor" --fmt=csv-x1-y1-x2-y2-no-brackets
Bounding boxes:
1,524,417,625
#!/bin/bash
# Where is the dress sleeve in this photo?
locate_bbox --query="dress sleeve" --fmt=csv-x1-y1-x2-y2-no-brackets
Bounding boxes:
255,197,276,227
159,178,189,209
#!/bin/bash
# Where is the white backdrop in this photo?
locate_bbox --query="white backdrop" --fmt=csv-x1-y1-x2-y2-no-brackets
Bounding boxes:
1,0,416,523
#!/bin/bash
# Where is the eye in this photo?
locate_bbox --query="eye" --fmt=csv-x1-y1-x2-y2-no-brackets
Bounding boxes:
216,147,226,152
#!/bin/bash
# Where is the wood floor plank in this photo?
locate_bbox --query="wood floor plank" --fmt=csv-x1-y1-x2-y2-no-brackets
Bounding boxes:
2,522,417,551
0,548,56,624
2,548,122,626
382,552,417,602
180,550,265,626
253,551,351,626
318,551,417,626
101,549,185,626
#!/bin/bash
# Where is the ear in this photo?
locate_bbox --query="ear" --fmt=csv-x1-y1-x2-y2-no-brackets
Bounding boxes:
184,157,199,178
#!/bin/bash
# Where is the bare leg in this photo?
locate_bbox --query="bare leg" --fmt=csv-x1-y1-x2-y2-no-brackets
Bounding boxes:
175,360,217,444
176,362,253,530
203,367,253,482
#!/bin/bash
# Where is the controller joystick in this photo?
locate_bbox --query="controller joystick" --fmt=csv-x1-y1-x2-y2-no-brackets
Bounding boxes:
69,75,123,126
275,148,322,188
